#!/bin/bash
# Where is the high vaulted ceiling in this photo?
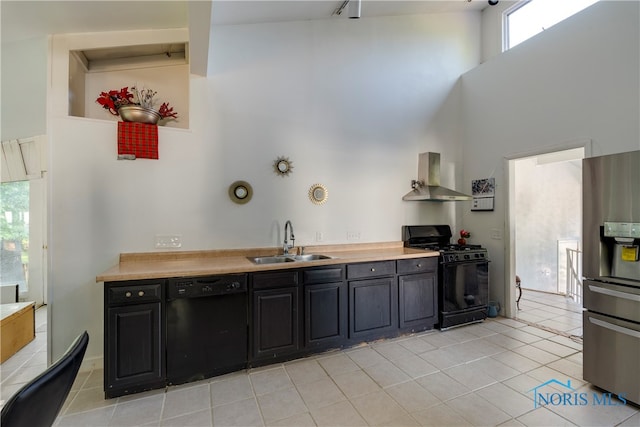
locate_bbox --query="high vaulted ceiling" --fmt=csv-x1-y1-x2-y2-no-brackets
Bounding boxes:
1,1,493,76
2,0,490,44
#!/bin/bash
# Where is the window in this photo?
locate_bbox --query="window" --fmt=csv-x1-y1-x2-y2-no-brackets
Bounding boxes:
1,181,30,292
504,0,599,50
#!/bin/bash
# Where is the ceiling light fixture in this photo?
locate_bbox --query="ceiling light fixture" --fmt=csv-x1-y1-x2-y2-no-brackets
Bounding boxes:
349,0,361,19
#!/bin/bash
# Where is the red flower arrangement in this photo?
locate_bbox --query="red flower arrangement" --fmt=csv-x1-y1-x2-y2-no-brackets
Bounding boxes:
458,229,471,245
96,87,133,115
96,86,178,120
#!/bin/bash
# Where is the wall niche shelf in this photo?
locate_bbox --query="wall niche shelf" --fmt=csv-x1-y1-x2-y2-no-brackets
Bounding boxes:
68,42,190,130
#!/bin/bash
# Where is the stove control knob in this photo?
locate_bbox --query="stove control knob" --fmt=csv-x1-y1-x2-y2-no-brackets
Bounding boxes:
464,254,470,260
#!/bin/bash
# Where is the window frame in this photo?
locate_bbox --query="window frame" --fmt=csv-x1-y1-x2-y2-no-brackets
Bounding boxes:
502,0,533,52
502,0,599,52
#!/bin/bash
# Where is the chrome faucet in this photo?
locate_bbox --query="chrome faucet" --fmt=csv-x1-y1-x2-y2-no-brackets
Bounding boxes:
283,220,295,255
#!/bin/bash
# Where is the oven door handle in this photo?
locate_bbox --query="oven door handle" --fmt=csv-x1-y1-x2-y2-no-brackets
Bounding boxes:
588,284,640,302
589,317,640,339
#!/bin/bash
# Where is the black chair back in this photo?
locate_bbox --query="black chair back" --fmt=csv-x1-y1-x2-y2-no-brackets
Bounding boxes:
1,331,89,427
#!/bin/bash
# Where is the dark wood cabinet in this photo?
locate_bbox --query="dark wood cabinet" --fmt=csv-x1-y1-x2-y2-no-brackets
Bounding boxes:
105,280,165,398
348,261,398,341
398,258,438,332
303,266,346,350
250,271,300,362
102,254,439,397
398,257,438,332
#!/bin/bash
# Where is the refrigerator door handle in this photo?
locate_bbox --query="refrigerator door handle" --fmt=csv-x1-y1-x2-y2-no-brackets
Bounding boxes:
589,317,640,339
588,284,640,302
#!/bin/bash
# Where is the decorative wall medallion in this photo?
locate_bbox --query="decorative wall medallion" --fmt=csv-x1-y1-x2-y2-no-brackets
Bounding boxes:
308,183,328,205
273,156,293,177
228,180,253,204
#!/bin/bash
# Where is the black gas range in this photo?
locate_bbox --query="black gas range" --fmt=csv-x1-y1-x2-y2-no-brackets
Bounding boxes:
403,225,490,329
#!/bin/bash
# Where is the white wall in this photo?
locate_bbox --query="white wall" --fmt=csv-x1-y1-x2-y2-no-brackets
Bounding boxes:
461,1,640,309
47,14,480,361
480,0,517,62
0,37,48,140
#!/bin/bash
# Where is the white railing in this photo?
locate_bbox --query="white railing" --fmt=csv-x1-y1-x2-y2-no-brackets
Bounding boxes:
566,247,582,304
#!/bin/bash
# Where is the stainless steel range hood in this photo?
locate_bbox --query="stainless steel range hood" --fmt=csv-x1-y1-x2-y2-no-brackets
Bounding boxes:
402,152,472,201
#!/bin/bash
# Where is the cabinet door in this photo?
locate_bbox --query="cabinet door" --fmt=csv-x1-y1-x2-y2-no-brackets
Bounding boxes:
349,277,397,340
106,302,164,397
399,272,437,332
304,282,347,349
252,287,299,360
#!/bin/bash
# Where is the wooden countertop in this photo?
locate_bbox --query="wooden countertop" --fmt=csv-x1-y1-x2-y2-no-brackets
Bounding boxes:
96,241,438,282
0,301,35,323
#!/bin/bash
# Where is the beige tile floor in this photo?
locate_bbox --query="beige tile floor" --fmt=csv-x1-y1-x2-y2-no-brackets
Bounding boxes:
513,289,584,338
1,294,638,427
0,303,48,403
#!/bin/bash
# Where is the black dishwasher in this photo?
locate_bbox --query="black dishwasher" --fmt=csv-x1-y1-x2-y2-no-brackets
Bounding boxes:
166,274,248,384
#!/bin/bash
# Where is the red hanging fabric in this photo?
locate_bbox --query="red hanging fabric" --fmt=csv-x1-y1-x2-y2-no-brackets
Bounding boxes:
117,122,159,159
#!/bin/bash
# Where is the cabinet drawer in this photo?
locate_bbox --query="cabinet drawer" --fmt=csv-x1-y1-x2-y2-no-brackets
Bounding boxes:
107,282,163,306
397,257,437,275
347,261,395,279
303,266,345,285
252,270,299,290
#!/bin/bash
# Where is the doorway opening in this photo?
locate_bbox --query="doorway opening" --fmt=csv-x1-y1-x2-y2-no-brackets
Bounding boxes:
514,147,584,296
505,142,589,328
0,179,47,306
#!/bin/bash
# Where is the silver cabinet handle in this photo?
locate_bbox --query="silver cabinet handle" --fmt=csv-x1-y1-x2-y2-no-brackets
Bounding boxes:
371,268,375,272
589,317,640,339
588,285,640,302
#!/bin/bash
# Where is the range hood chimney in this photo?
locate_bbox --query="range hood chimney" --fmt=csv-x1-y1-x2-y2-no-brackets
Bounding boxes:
402,152,472,201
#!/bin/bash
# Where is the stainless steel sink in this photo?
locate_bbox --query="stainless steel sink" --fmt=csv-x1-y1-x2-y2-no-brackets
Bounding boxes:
248,254,334,264
248,256,296,264
291,254,334,262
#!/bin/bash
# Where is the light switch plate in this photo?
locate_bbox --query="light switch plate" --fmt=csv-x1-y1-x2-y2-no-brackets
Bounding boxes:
347,231,361,240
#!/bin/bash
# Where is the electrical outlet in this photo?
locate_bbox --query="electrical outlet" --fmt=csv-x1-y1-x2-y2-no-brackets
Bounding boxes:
155,234,182,249
315,232,324,242
490,229,501,240
347,231,361,241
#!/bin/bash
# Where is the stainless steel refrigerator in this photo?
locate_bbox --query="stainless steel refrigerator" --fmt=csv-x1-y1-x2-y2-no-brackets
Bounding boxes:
583,150,640,405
